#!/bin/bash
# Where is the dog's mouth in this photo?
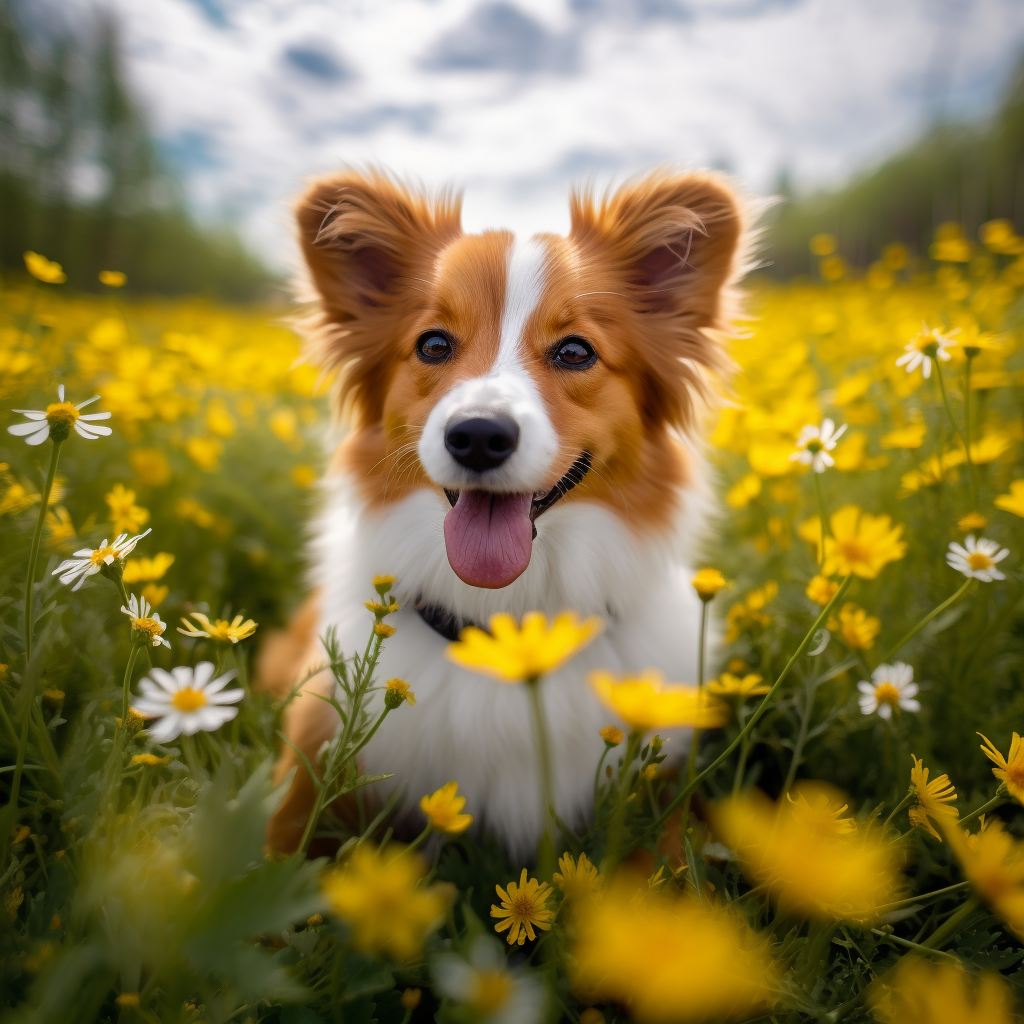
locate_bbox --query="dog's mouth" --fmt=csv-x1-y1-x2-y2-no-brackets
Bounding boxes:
441,452,591,590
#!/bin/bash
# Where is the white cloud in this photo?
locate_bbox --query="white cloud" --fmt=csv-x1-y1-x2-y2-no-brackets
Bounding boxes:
78,0,1024,269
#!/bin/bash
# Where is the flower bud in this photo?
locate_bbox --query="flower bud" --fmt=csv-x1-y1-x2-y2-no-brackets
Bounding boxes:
691,567,727,602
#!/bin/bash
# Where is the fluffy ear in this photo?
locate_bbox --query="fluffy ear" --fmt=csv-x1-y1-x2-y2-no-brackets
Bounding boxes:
569,170,747,428
296,169,462,422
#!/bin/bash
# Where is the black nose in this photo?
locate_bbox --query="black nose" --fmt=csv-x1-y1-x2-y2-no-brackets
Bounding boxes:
444,416,520,473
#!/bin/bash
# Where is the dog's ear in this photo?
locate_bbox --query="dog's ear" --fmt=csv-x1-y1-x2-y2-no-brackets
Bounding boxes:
569,171,746,428
296,169,462,421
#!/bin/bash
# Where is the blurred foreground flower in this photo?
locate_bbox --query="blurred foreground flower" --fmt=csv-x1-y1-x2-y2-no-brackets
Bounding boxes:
823,506,906,579
571,880,775,1023
98,270,126,287
8,385,112,445
449,611,601,683
869,957,1015,1024
994,480,1024,518
323,845,450,961
131,662,243,742
491,869,553,945
946,536,1009,582
946,819,1024,940
977,732,1024,804
23,250,66,283
714,783,903,923
858,662,920,719
589,670,729,732
420,781,473,835
908,756,958,840
432,937,545,1024
52,528,151,591
790,417,847,473
122,552,175,584
178,611,257,643
896,324,956,378
121,594,170,649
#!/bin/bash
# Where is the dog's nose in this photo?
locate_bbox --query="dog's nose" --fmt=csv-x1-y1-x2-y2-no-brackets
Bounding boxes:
444,415,520,473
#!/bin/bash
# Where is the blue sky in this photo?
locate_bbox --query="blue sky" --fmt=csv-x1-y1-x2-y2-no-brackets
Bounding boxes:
78,0,1024,268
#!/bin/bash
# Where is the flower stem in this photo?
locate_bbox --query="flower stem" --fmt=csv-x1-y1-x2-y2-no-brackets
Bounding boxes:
121,642,144,726
781,678,816,796
882,790,914,831
959,788,1007,828
680,600,710,825
934,360,977,507
527,677,556,879
603,731,641,875
877,579,972,665
639,575,852,846
813,471,828,568
23,439,62,662
918,896,981,950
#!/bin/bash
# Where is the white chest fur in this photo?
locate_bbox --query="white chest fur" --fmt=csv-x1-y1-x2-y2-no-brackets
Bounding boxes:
312,479,709,859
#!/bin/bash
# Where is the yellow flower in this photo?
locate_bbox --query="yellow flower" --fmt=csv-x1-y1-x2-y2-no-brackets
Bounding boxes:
490,868,553,945
130,448,172,487
600,725,624,746
400,989,421,1011
571,880,775,1023
946,818,1024,939
589,670,729,733
724,581,777,643
24,251,66,283
725,472,761,509
994,480,1024,518
364,599,400,618
141,584,169,608
105,484,150,535
0,482,39,516
797,516,823,559
374,622,396,638
323,845,450,960
880,423,927,449
870,957,1015,1024
908,756,958,841
372,574,396,595
420,781,473,835
553,852,602,901
178,612,257,644
957,511,988,531
99,270,126,287
448,611,601,683
185,436,223,471
691,568,727,601
45,507,76,547
978,732,1024,805
707,672,768,698
822,505,906,579
385,677,415,707
805,574,839,605
810,232,836,256
713,783,903,924
291,464,317,488
828,602,880,650
122,553,175,584
131,753,171,766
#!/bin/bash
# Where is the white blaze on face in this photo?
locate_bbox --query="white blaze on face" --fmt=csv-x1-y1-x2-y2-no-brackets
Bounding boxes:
418,234,559,493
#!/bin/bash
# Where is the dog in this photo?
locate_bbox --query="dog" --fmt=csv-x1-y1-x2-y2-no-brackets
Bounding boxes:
260,168,748,859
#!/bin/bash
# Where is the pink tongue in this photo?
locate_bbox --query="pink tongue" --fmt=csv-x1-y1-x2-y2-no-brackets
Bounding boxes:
444,491,533,589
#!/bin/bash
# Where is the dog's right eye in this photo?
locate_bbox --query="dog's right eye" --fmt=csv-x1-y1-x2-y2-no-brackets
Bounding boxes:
416,331,454,364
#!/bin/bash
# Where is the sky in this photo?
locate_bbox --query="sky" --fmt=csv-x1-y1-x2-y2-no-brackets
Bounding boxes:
66,0,1024,269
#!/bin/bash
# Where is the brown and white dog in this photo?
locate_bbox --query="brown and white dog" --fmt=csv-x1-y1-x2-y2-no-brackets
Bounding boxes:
262,168,748,858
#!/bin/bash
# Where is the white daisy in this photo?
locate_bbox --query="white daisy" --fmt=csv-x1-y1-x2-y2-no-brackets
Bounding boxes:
52,529,152,591
790,418,847,473
121,593,170,648
432,937,544,1024
857,662,920,719
946,535,1010,582
7,384,112,445
895,324,957,379
132,662,244,742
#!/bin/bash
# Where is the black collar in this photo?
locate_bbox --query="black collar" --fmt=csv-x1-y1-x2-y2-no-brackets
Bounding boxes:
421,452,593,641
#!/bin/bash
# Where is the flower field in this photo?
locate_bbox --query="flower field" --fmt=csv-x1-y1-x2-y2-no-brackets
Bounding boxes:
2,225,1024,1023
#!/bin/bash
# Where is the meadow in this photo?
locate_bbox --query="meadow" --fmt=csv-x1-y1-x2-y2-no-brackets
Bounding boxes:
1,226,1023,1024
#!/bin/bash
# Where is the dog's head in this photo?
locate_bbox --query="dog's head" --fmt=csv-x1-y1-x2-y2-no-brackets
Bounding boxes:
298,168,746,590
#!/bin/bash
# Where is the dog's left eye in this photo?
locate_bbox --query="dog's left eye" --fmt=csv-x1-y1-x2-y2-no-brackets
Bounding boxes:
416,331,454,364
552,336,597,369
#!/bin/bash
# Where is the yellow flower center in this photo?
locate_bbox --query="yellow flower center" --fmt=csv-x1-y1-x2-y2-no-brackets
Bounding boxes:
918,339,939,357
207,621,236,640
469,971,513,1015
89,545,117,565
45,402,80,428
171,687,208,712
132,616,165,639
1006,762,1024,791
967,551,994,571
838,537,870,564
874,682,901,707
